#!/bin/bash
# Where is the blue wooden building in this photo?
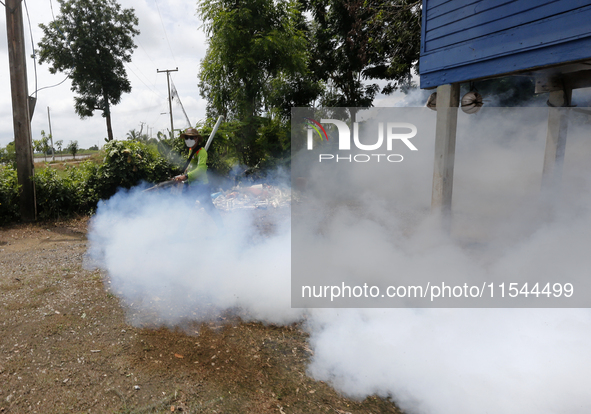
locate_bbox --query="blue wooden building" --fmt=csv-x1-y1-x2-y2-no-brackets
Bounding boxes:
419,0,591,225
421,0,591,89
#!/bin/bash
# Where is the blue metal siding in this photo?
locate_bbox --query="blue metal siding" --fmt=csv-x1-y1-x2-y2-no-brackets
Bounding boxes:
420,0,591,88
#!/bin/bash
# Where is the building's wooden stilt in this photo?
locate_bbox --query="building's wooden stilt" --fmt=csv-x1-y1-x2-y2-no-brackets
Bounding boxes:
542,89,571,192
431,83,460,231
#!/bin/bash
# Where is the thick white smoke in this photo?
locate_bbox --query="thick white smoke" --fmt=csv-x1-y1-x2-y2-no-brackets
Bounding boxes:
298,191,591,413
87,106,591,414
307,307,591,414
87,187,302,326
295,107,591,413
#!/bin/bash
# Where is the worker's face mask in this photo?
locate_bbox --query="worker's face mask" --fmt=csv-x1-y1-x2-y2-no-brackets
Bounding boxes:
185,138,196,148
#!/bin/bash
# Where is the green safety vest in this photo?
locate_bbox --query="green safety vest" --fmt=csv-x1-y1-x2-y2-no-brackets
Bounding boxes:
186,148,208,184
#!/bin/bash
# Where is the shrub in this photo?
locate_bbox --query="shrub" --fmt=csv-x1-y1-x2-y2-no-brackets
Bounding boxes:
89,140,179,201
1,140,180,224
70,161,101,212
0,165,20,225
34,167,79,219
0,142,17,168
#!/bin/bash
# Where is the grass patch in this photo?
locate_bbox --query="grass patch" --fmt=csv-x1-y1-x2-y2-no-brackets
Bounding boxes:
35,153,102,175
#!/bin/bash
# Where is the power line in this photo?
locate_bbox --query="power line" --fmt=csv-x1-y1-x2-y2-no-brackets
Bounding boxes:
154,0,177,65
33,70,72,94
23,0,38,98
49,0,56,19
30,0,71,95
136,37,158,67
124,62,166,100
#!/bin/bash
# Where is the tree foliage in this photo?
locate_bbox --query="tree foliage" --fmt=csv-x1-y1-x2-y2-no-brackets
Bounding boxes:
196,0,422,169
307,0,377,108
362,0,422,94
0,142,17,168
37,0,139,141
1,140,179,223
126,128,155,144
33,131,52,162
67,140,79,159
198,0,315,168
306,0,421,110
198,0,312,121
197,0,422,116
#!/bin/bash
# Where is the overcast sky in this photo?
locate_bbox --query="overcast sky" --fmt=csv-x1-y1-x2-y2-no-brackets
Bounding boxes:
1,0,405,150
0,0,213,150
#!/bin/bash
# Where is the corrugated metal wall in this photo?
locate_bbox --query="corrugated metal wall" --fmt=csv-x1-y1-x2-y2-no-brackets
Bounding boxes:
420,0,591,88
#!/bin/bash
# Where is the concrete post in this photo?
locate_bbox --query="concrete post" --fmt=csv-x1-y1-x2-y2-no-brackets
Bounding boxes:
431,83,460,230
541,89,571,192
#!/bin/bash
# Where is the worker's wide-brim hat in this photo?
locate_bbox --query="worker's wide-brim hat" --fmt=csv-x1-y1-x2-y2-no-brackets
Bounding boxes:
181,128,201,139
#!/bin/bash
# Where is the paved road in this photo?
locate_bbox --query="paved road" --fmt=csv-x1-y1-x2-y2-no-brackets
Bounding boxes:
34,154,93,162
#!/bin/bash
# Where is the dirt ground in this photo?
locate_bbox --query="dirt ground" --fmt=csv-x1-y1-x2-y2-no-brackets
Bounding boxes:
0,217,403,414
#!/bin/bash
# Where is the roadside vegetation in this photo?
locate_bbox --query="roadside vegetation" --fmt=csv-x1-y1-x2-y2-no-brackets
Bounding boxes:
1,0,540,227
2,0,426,225
0,117,290,225
1,138,177,224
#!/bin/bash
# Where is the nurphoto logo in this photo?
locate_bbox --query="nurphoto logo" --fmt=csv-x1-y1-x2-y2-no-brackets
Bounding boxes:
305,118,418,163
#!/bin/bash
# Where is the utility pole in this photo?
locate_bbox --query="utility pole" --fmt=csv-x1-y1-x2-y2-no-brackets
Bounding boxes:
47,107,55,161
6,0,36,221
157,67,178,138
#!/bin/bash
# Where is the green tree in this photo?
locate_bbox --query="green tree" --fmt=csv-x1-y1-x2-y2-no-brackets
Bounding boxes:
126,128,152,143
362,0,422,94
67,140,79,159
126,128,141,141
305,0,421,118
40,130,53,161
198,0,311,167
37,0,139,141
32,139,42,156
55,140,63,154
33,132,51,162
307,0,377,110
198,0,309,120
